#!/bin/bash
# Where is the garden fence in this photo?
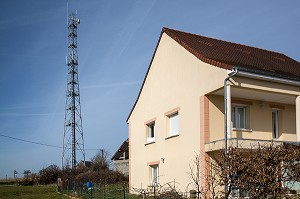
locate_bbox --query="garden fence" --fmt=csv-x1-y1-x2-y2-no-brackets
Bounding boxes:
60,180,129,199
59,180,189,199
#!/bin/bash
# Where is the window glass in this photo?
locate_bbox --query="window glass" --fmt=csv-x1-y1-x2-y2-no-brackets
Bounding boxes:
151,165,159,184
169,112,179,136
232,107,236,128
232,106,246,129
237,107,245,128
149,123,155,138
147,122,155,143
272,110,279,139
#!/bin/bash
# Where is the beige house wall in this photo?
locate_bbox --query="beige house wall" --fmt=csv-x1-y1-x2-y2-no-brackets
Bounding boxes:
208,95,224,142
208,94,298,143
128,32,300,193
127,33,228,192
207,78,300,143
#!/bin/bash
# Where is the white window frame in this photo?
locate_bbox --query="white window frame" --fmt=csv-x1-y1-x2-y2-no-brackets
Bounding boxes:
146,122,155,143
232,105,247,129
150,165,159,185
169,112,179,136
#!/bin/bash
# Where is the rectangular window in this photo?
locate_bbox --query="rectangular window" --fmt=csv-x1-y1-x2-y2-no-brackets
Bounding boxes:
169,112,179,136
272,110,279,139
150,165,159,185
146,122,155,143
232,106,246,129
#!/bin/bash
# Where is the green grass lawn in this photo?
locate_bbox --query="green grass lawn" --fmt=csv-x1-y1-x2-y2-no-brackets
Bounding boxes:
0,184,68,199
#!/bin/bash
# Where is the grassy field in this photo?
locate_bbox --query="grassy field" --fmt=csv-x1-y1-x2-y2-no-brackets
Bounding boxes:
0,184,67,199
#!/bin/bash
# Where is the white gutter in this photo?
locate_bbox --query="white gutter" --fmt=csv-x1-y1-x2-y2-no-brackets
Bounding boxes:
237,70,300,87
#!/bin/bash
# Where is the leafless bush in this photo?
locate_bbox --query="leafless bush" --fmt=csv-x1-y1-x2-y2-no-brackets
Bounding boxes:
38,164,61,184
131,181,187,199
90,149,111,171
217,143,300,198
186,143,300,198
187,152,222,199
75,170,128,184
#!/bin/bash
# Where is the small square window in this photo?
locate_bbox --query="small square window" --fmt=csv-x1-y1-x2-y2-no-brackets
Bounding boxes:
146,122,155,143
169,112,179,136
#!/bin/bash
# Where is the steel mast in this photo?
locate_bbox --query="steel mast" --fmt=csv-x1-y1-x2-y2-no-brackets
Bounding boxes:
62,11,85,169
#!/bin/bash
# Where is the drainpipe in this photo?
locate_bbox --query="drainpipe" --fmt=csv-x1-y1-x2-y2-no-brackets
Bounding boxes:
223,67,238,197
224,67,239,155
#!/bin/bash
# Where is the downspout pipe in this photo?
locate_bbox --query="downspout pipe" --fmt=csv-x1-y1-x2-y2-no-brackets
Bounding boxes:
224,67,239,155
223,67,238,197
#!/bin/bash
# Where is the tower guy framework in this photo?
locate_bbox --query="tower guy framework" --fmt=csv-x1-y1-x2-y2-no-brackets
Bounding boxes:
62,11,85,169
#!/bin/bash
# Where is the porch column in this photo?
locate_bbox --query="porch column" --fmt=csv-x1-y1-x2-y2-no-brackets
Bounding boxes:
200,96,210,198
296,96,300,141
226,84,232,139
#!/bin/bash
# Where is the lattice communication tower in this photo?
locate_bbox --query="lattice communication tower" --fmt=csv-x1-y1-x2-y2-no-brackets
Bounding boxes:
62,11,85,169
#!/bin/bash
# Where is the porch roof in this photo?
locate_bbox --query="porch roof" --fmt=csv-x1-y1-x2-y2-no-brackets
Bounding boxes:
211,87,297,105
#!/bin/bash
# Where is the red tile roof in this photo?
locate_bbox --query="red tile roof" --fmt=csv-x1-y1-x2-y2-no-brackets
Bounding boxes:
111,139,129,160
163,27,300,80
126,27,300,122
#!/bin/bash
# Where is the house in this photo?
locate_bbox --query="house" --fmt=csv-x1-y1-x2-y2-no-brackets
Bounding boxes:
111,139,129,176
126,27,300,193
77,160,92,168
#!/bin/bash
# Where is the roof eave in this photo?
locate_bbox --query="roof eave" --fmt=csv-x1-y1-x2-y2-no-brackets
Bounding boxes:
111,139,129,160
236,66,300,85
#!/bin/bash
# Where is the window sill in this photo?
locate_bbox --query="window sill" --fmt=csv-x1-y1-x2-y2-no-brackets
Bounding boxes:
232,128,252,132
145,141,155,146
165,134,179,140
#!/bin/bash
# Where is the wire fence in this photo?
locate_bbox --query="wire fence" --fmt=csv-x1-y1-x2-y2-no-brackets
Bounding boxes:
130,181,189,199
59,180,189,199
60,181,131,199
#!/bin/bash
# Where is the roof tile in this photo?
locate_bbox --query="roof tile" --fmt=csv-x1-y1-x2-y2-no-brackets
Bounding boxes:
163,27,300,80
126,27,300,122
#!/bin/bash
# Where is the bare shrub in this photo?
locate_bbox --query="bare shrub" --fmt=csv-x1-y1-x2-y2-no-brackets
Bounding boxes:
90,149,111,171
187,143,300,198
76,170,128,184
131,181,187,198
38,164,61,185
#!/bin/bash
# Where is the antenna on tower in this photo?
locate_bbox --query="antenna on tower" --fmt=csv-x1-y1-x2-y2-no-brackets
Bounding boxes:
62,10,85,169
67,2,69,25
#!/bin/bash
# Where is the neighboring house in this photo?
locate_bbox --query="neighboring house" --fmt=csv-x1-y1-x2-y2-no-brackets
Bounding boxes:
111,139,129,176
126,27,300,193
77,160,92,168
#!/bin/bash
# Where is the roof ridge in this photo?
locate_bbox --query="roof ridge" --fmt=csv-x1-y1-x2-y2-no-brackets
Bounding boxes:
162,27,300,80
162,27,233,70
127,27,300,122
162,27,285,56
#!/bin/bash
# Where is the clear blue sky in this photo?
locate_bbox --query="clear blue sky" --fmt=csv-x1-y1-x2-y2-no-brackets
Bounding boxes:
0,0,300,178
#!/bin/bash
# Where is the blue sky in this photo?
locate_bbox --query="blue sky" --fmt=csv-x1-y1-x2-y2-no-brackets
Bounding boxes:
0,0,300,178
